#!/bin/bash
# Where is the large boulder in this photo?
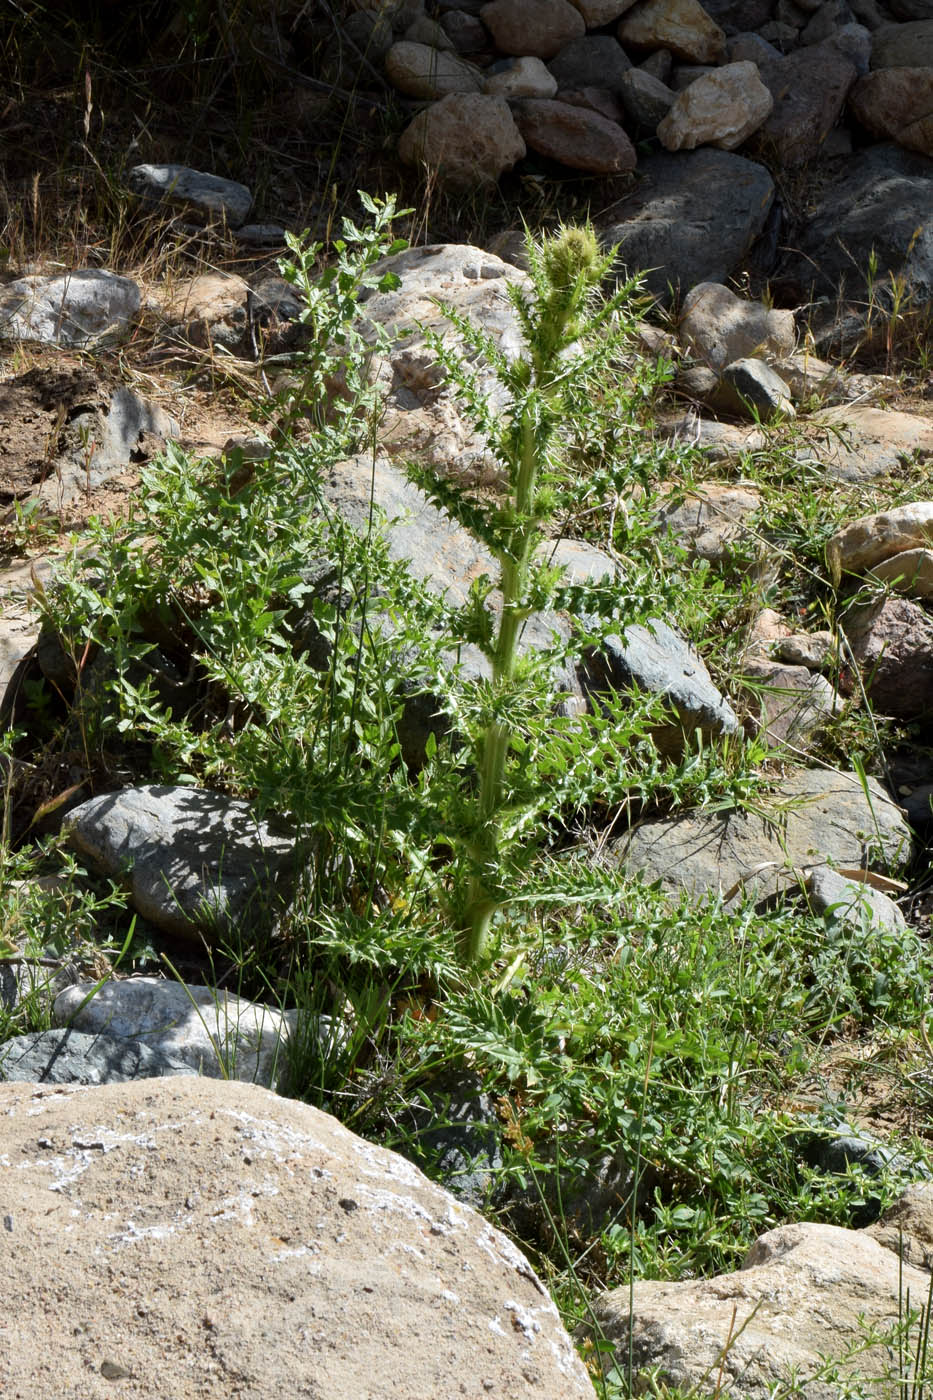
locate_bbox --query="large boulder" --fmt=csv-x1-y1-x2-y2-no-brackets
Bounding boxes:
398,93,526,188
849,68,933,155
678,281,795,368
657,60,773,149
599,147,774,299
0,1077,595,1398
611,767,913,901
754,43,857,167
0,270,140,347
617,0,727,61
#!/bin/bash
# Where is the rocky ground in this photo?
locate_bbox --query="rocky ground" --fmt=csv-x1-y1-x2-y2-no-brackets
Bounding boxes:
5,2,933,1396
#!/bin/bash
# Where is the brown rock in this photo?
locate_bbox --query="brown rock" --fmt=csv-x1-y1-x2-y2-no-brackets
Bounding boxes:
398,93,526,187
656,480,761,562
617,0,727,63
871,18,933,68
679,281,795,369
481,0,585,58
384,40,481,98
741,658,839,748
849,68,933,156
827,502,933,580
0,1077,595,1399
843,594,933,720
802,405,933,484
871,547,933,599
657,60,773,149
514,98,637,172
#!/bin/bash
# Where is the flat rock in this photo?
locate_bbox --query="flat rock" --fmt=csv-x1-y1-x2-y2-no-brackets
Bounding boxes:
611,767,913,901
482,0,586,57
842,594,933,720
384,40,481,97
0,1077,594,1399
64,785,297,940
398,93,526,188
0,1028,197,1084
801,404,933,483
656,481,761,562
600,147,774,299
657,59,773,149
128,163,252,226
513,97,637,173
0,270,140,347
581,1221,931,1400
827,501,933,579
52,978,299,1087
679,280,795,370
617,0,727,61
582,616,740,752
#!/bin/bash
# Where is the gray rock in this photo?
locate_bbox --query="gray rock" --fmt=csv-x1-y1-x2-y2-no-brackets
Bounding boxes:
0,270,140,347
718,356,795,418
484,55,559,97
827,501,933,580
547,35,633,94
64,785,297,941
612,768,913,902
618,68,677,127
807,864,907,934
0,1028,197,1084
802,405,933,484
127,164,252,226
53,977,299,1087
384,40,481,97
679,281,795,370
599,147,775,300
36,386,178,510
656,481,761,563
401,1073,504,1208
754,43,857,167
440,9,489,50
0,1077,594,1399
398,92,526,188
582,616,740,753
481,0,586,58
776,144,933,307
871,17,933,65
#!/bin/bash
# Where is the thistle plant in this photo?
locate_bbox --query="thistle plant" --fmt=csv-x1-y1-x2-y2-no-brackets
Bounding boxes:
408,225,658,964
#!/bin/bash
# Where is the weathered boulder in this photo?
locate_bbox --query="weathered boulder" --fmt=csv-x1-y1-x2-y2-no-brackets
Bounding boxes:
398,92,526,187
755,43,857,166
657,59,773,149
827,502,933,580
842,595,933,720
64,785,297,940
656,481,761,563
581,1221,931,1400
0,270,140,347
871,17,933,66
801,404,933,483
35,385,178,509
0,1077,595,1398
127,163,252,226
871,547,933,598
481,0,586,57
53,977,301,1087
599,147,774,298
384,39,481,96
484,55,558,97
679,281,795,369
513,98,637,172
617,0,727,61
849,68,933,154
618,67,677,125
547,34,632,93
612,767,913,901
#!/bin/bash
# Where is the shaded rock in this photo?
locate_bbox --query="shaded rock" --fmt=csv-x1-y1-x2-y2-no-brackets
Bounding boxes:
0,1028,197,1084
718,356,795,418
404,13,456,46
657,60,773,149
803,405,933,484
755,43,857,166
823,19,873,70
441,8,489,50
656,481,761,562
617,0,728,60
127,163,252,226
842,594,933,720
0,270,140,347
581,616,740,753
679,281,795,370
612,767,913,901
513,97,638,173
849,67,933,155
234,222,287,248
384,39,481,96
871,17,933,65
64,785,297,941
868,1182,933,1271
776,144,933,308
572,0,640,19
741,659,839,748
35,385,178,511
807,863,907,934
772,351,848,404
871,547,933,598
618,67,677,126
547,34,633,94
398,92,526,187
481,0,586,57
0,1077,594,1399
400,1073,504,1208
53,977,300,1088
582,1221,932,1400
484,55,558,96
599,147,774,300
728,29,784,59
559,86,627,121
